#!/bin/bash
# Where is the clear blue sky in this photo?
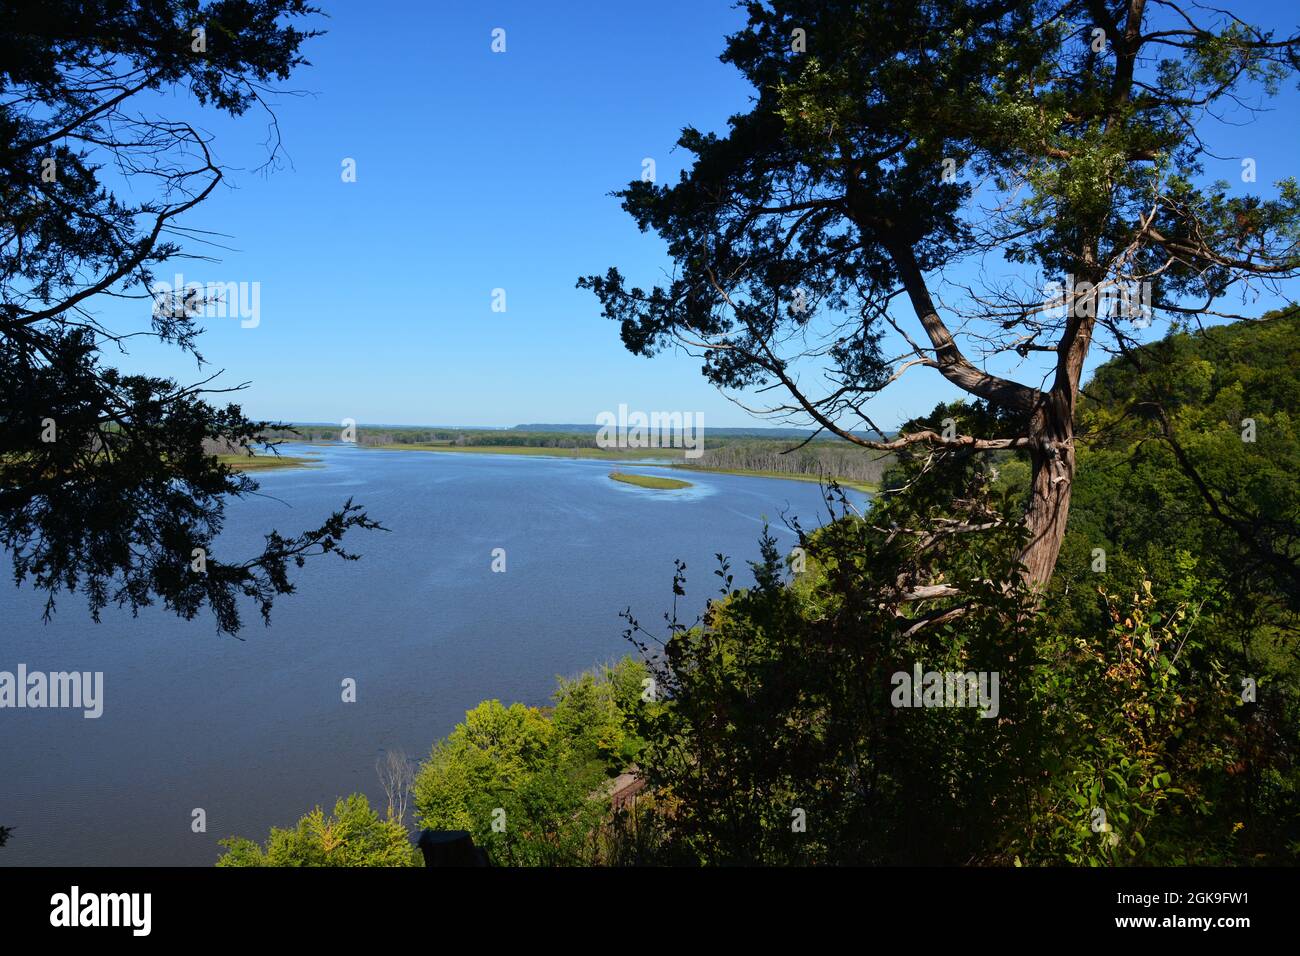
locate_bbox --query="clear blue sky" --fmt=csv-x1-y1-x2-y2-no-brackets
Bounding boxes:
104,0,1300,429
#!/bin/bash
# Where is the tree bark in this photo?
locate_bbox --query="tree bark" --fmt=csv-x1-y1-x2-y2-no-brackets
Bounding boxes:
1019,252,1100,590
1020,393,1076,590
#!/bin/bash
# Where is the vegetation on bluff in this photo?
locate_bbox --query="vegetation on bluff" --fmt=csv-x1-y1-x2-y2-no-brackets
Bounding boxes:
411,660,655,866
612,311,1300,865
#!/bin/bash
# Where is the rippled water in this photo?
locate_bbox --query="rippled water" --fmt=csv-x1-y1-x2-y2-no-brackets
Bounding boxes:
0,444,867,865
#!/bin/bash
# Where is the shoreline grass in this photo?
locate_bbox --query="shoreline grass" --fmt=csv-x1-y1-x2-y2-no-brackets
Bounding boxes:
609,471,694,490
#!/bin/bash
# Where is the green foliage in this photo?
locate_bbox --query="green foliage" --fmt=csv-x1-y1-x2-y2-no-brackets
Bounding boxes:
412,659,651,865
625,504,1037,865
625,518,1291,865
1068,307,1300,612
412,700,555,834
216,795,419,867
614,314,1300,866
1015,584,1238,865
211,314,1300,868
1045,309,1300,862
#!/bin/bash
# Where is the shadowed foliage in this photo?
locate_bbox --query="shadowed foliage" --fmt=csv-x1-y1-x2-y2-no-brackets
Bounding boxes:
0,1,381,635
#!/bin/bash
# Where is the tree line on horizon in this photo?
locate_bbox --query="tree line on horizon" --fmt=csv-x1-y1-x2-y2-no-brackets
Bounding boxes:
255,424,897,486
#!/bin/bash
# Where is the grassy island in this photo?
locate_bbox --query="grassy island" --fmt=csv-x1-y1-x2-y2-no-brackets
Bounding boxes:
609,471,693,490
217,454,320,472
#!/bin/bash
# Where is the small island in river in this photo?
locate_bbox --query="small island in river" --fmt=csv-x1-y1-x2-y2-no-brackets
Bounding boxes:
609,471,693,491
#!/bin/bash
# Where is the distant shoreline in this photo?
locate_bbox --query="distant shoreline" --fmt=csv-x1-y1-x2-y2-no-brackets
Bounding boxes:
310,441,878,493
366,442,678,461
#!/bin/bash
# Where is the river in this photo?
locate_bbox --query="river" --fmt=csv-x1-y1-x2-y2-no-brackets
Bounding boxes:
0,443,867,865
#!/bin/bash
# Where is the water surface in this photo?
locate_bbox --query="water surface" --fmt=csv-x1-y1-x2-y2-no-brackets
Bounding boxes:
0,444,866,865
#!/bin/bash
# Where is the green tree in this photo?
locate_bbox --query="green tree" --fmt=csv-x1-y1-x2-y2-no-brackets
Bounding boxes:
580,0,1300,610
620,312,1300,865
1047,309,1300,861
217,794,418,867
412,699,556,833
552,659,647,771
623,504,1034,864
413,661,650,865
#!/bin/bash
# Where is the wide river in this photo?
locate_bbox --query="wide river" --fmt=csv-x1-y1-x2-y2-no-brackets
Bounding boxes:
0,443,868,865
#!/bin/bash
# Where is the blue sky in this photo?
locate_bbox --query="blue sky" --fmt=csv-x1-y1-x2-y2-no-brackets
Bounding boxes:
103,0,1300,429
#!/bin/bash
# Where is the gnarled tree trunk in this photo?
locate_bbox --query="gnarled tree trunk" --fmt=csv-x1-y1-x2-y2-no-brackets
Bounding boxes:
1020,394,1077,590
